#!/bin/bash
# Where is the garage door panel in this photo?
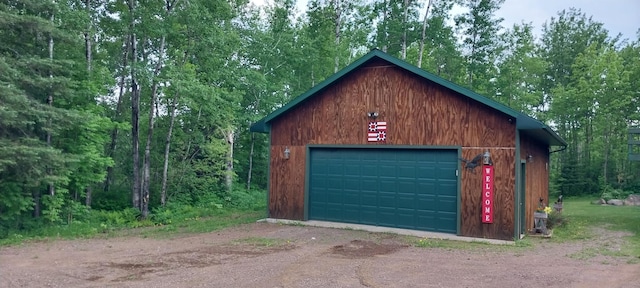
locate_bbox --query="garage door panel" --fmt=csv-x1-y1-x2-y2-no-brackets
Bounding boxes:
378,191,396,204
342,205,360,221
397,165,416,178
344,179,360,193
396,194,415,209
416,182,436,193
416,215,436,230
361,193,377,206
309,148,458,233
398,180,416,193
327,177,342,189
437,198,457,210
342,193,359,206
378,165,397,178
416,169,436,180
416,199,438,212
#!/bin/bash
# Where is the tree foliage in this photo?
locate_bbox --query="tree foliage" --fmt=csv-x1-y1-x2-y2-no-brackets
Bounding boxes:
1,0,638,233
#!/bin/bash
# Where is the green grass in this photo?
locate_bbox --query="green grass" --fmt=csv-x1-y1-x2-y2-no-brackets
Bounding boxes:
0,208,265,246
411,197,639,257
139,210,264,238
553,197,640,261
413,236,531,252
231,237,290,247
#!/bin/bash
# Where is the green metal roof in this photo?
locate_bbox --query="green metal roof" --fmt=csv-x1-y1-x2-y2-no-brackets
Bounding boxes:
250,49,566,147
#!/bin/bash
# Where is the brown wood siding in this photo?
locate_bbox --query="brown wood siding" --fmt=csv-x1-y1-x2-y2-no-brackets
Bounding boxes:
520,134,550,232
268,60,517,239
271,65,515,147
269,145,305,219
460,148,515,240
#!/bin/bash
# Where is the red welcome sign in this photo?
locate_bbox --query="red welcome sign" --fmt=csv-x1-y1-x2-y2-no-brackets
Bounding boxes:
482,165,494,223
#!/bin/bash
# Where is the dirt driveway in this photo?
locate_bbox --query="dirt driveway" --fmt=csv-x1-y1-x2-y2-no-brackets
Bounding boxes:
1,222,639,288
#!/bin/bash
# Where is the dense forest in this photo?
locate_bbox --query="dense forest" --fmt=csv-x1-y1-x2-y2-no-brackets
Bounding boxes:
1,0,638,234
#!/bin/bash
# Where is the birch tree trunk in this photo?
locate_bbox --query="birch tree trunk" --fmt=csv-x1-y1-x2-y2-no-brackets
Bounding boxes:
141,35,166,218
128,0,141,210
104,39,129,193
381,0,389,52
160,49,186,206
334,0,341,73
161,91,178,206
85,0,93,206
225,130,235,193
47,13,55,198
401,0,409,60
417,0,433,68
246,132,255,191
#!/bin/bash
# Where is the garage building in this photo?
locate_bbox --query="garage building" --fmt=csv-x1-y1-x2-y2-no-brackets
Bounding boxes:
250,49,566,241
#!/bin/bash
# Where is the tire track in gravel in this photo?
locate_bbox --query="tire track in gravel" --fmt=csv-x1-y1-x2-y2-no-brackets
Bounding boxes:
278,240,408,288
277,244,359,287
356,260,379,288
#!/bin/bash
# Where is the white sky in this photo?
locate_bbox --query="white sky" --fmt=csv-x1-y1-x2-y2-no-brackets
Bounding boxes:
249,0,640,41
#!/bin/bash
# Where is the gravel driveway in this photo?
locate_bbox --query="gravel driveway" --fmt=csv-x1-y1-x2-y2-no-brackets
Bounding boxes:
1,222,638,288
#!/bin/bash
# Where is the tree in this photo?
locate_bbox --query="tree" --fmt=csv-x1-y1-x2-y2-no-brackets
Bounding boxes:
417,0,433,68
540,8,611,195
407,0,464,82
494,23,547,115
454,0,504,93
371,0,421,58
0,0,112,227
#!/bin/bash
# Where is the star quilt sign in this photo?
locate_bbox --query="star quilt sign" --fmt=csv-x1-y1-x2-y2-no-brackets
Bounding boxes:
367,121,387,142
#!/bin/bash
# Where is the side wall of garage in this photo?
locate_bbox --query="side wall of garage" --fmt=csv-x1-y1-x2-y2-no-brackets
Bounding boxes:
269,58,517,240
520,134,551,233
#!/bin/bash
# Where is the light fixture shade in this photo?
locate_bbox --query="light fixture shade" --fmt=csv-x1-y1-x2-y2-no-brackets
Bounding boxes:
284,146,290,160
483,150,491,165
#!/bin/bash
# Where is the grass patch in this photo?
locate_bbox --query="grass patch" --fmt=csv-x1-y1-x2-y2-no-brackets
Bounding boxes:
232,237,290,247
413,237,523,251
552,197,640,260
568,247,600,260
0,207,265,246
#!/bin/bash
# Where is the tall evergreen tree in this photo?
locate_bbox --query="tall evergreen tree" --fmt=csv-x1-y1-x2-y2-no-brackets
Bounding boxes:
0,0,112,227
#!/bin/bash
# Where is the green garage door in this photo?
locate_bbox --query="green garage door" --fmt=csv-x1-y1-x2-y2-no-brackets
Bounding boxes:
309,148,458,233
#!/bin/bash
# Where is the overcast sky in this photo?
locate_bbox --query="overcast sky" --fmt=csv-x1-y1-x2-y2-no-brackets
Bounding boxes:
250,0,639,41
495,0,639,41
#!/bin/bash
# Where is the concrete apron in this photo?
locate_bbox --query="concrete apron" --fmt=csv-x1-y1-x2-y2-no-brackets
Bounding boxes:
260,218,514,245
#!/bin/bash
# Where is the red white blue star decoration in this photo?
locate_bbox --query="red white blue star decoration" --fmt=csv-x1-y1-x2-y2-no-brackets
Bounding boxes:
367,121,387,142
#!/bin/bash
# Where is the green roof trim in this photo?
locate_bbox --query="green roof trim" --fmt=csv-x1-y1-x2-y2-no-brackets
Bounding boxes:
250,49,566,147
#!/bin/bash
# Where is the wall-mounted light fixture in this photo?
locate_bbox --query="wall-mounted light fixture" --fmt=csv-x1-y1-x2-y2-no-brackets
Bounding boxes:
527,154,533,163
283,146,290,160
367,111,379,119
483,150,492,165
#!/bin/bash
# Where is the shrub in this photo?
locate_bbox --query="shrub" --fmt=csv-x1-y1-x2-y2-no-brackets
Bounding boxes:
222,188,266,210
547,212,567,230
89,208,140,227
600,185,632,201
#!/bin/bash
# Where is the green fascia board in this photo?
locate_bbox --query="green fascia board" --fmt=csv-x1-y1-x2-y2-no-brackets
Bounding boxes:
250,49,566,147
250,119,268,133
